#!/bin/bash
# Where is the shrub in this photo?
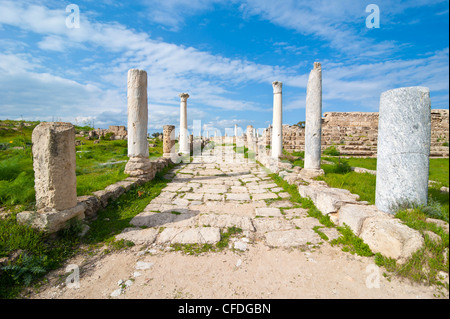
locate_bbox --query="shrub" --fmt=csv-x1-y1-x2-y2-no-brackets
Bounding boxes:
323,145,340,156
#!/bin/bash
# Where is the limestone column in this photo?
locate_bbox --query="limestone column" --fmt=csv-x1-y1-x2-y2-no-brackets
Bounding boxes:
375,87,431,214
124,69,153,177
16,122,85,233
163,125,175,158
302,62,324,178
246,125,254,149
271,81,283,158
179,93,190,155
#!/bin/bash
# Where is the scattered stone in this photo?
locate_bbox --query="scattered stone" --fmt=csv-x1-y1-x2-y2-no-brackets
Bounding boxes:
110,288,122,297
234,241,248,251
135,261,154,270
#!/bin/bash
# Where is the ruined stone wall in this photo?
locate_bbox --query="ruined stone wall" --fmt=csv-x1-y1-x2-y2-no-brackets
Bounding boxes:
264,109,449,157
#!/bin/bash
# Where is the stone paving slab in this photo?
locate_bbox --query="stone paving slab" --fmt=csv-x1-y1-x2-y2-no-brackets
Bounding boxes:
226,193,251,201
252,192,278,201
157,227,221,244
264,229,322,247
120,154,346,250
255,207,282,217
196,213,255,231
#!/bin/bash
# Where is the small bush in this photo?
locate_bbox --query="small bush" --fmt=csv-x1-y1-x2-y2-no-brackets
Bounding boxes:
323,146,340,156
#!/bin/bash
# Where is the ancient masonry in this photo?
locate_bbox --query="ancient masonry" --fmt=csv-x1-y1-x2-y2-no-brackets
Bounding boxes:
264,109,449,157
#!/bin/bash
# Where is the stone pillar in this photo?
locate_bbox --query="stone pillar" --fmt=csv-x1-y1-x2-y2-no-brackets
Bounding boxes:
16,122,85,233
124,69,153,177
179,93,190,155
163,125,175,158
375,87,431,214
302,62,324,179
246,125,254,149
271,81,283,158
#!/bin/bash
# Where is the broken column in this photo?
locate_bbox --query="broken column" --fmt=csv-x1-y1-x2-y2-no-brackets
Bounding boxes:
375,87,431,214
124,69,153,178
301,62,324,179
17,122,85,233
163,124,176,159
179,93,190,155
271,81,283,159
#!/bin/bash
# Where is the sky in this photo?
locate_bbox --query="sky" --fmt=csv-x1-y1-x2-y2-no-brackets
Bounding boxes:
0,0,448,135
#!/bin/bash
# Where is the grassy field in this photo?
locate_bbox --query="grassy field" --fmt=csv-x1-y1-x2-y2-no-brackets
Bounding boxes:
0,120,168,298
0,165,173,298
0,120,164,209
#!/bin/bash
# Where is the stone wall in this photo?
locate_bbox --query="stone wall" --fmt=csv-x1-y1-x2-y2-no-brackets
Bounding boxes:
264,109,449,157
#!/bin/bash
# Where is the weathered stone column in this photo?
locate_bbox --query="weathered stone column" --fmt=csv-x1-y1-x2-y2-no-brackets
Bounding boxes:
375,87,431,214
124,69,153,177
301,62,324,179
271,81,283,158
163,125,175,159
179,93,190,155
246,125,254,149
17,122,85,233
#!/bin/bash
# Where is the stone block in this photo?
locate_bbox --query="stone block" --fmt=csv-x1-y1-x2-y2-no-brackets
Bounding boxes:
359,217,424,263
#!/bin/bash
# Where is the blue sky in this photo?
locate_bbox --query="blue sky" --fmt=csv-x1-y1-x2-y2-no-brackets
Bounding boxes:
0,0,448,134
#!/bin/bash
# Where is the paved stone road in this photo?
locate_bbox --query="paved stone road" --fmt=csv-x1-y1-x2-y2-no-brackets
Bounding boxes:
116,145,340,249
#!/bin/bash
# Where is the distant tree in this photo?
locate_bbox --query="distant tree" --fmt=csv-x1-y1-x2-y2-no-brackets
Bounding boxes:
151,132,162,138
294,121,305,128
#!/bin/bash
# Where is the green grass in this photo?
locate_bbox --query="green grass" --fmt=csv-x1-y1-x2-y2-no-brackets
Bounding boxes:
375,207,449,292
0,130,165,207
170,226,244,255
0,163,174,298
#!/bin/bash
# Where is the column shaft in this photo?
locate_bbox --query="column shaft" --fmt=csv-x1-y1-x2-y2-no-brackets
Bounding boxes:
375,86,431,214
304,62,322,170
271,81,283,158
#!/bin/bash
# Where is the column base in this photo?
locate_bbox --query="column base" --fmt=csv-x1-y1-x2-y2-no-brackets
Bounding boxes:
16,203,85,233
124,157,154,177
298,168,325,180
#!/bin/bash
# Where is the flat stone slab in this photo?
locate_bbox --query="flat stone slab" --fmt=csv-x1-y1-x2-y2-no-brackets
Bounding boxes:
115,227,159,244
253,218,295,233
255,207,282,217
230,186,248,193
283,208,309,219
196,213,255,231
184,193,204,201
268,200,294,208
252,192,278,201
157,227,221,244
203,194,225,201
130,211,197,228
264,229,322,247
292,217,323,229
226,193,251,201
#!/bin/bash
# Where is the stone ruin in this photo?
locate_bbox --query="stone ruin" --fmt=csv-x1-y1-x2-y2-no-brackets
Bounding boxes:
14,65,448,265
262,109,449,158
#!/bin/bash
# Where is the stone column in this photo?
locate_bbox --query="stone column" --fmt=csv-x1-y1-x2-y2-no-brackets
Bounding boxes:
124,69,153,177
375,87,431,214
271,81,283,158
17,122,85,233
179,93,190,155
163,125,175,158
302,62,324,179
